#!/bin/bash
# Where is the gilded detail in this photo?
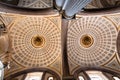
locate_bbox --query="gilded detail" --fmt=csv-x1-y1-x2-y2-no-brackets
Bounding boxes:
80,34,94,48
31,35,45,48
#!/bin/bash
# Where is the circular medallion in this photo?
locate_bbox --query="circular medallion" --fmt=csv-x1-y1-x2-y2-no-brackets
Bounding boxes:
80,34,94,48
31,35,45,48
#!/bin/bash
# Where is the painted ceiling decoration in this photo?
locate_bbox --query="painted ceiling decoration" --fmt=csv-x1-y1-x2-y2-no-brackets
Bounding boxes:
0,0,120,80
0,0,119,19
117,31,120,59
0,0,92,18
18,0,53,9
67,16,117,67
0,13,62,79
9,16,61,67
85,0,120,9
55,0,120,18
0,0,53,9
67,13,120,75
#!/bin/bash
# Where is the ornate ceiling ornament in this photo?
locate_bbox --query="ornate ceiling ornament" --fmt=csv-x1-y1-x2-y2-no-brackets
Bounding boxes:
67,16,117,66
31,35,45,48
80,34,94,48
9,16,61,67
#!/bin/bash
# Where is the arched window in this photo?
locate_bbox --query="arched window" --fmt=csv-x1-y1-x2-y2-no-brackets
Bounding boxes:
79,76,84,80
48,76,54,80
77,70,120,80
25,72,43,80
86,71,109,80
113,77,120,80
0,61,4,80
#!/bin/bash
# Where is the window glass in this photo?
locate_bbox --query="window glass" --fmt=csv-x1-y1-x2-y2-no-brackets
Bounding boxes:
86,71,108,80
25,72,43,80
0,61,4,80
48,77,53,80
113,77,120,80
79,76,84,80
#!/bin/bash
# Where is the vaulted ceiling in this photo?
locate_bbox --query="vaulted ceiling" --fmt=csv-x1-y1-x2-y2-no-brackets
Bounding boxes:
0,0,119,18
0,0,120,80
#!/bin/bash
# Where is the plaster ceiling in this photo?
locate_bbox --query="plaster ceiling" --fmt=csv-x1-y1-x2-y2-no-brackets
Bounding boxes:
0,0,120,79
0,13,62,79
9,16,61,67
0,0,119,19
67,13,120,75
67,16,117,66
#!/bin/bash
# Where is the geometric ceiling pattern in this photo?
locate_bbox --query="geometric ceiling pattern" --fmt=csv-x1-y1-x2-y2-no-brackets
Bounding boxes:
85,0,120,9
0,8,63,78
0,2,120,79
106,14,120,30
0,14,63,79
9,16,61,67
18,0,53,8
67,16,117,67
103,55,120,72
